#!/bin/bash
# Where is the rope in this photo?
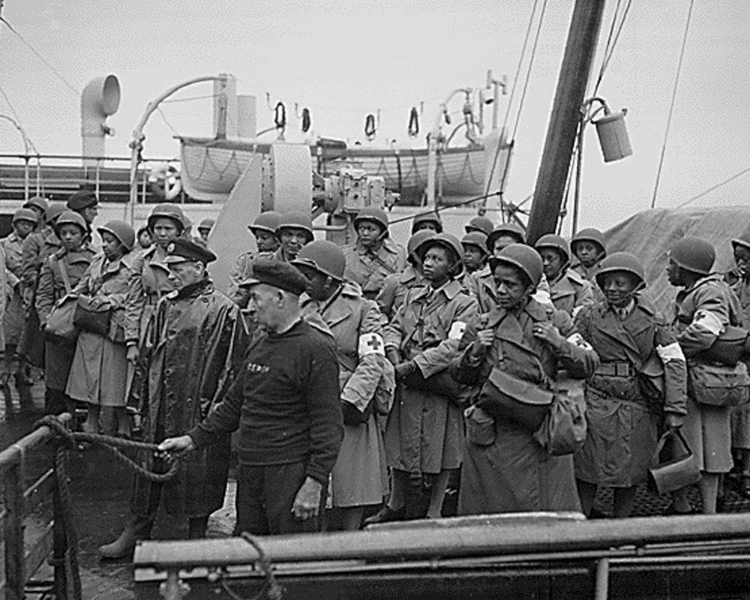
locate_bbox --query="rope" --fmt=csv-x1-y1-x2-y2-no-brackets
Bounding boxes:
35,415,181,483
484,0,548,204
218,533,284,600
675,165,750,209
592,0,633,96
387,190,502,226
651,0,695,209
0,16,79,97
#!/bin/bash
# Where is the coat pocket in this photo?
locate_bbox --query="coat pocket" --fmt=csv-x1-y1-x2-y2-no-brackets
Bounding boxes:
465,405,496,446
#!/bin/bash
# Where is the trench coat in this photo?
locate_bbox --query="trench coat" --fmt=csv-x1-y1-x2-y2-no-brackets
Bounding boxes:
300,281,391,507
574,297,687,487
35,247,95,390
130,277,247,518
465,267,556,314
673,273,742,473
20,231,61,365
66,252,136,407
344,239,406,300
376,264,424,321
548,268,595,316
453,299,599,515
124,245,176,345
384,279,477,474
729,274,750,449
227,251,255,304
2,233,25,347
571,260,605,303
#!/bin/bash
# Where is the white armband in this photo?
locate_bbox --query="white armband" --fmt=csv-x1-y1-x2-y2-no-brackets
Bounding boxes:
656,342,685,363
693,310,725,336
566,331,593,351
448,321,467,340
358,332,385,357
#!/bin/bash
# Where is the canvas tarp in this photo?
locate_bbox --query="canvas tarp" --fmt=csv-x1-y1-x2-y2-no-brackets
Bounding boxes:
602,205,750,315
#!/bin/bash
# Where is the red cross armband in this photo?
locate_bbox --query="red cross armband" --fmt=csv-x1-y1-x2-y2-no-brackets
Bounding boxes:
448,321,467,341
358,332,386,357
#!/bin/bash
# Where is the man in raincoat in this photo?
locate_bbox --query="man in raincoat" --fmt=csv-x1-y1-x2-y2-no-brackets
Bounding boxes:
98,238,247,558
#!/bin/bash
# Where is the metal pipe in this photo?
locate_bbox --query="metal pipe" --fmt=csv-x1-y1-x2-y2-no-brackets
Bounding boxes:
127,75,229,224
594,558,609,600
134,513,750,571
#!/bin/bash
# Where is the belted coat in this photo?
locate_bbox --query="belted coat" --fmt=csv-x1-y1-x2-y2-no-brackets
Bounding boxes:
384,279,477,474
2,232,26,346
548,268,595,316
124,245,176,344
574,297,687,486
376,264,424,321
453,299,599,514
130,278,247,518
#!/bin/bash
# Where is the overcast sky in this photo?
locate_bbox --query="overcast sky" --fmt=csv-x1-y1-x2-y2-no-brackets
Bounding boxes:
1,0,748,233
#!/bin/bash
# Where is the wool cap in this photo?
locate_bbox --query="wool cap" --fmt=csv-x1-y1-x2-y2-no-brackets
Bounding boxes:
239,258,309,296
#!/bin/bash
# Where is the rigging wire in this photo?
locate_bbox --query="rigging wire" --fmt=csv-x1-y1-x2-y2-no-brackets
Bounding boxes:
0,82,39,153
163,93,218,104
0,16,79,97
156,106,180,137
483,0,547,210
592,0,633,95
675,165,750,209
651,0,695,209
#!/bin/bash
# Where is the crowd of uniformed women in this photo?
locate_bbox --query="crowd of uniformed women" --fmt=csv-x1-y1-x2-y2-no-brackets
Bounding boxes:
4,191,750,534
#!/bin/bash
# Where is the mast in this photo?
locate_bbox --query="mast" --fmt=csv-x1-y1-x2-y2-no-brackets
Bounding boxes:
526,0,606,244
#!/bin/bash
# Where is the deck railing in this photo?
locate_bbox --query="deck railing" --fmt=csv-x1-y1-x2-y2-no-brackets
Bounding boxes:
0,413,72,600
0,153,187,205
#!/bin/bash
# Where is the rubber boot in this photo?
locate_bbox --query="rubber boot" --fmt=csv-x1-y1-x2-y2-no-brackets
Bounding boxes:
403,473,430,520
188,516,209,539
98,514,153,559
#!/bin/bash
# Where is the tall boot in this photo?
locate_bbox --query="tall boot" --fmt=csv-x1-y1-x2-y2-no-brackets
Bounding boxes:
404,472,430,520
98,514,154,559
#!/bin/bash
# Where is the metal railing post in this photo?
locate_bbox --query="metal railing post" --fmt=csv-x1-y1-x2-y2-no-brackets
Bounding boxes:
3,453,25,600
51,444,69,599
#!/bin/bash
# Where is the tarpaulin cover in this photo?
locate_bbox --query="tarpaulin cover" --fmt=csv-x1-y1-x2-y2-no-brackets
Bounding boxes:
603,205,750,315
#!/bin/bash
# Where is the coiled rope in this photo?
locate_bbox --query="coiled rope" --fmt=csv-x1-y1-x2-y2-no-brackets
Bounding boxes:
33,415,182,600
218,533,284,600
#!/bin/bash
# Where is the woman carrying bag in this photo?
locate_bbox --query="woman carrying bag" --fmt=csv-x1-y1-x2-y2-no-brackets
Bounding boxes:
36,211,94,420
574,252,688,518
66,220,136,436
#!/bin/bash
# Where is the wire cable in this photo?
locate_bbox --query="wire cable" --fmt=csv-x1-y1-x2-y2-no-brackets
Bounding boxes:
651,0,695,209
0,16,79,97
156,106,180,137
675,165,750,209
0,82,39,154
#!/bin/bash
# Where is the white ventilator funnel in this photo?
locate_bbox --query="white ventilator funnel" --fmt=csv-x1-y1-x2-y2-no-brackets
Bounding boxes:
81,74,121,164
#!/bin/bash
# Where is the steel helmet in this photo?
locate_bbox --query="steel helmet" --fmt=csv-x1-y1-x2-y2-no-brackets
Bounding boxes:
487,222,527,250
292,240,346,281
12,208,39,226
45,203,67,225
98,220,135,251
669,237,715,276
461,231,489,256
353,207,389,236
411,211,443,234
489,243,544,288
465,215,494,237
418,233,465,276
248,211,283,236
535,234,571,265
276,212,314,242
406,230,436,260
54,211,87,235
571,227,607,257
595,252,645,291
731,231,750,253
23,196,49,213
198,218,215,231
147,203,185,232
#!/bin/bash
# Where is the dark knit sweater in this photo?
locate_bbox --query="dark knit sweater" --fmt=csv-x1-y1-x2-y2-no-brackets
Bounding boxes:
188,319,343,484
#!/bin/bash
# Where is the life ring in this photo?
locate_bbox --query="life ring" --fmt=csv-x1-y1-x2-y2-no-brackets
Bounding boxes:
148,163,182,201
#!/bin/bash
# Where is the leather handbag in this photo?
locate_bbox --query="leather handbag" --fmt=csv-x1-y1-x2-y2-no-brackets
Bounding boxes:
44,295,79,342
648,430,701,495
73,296,112,336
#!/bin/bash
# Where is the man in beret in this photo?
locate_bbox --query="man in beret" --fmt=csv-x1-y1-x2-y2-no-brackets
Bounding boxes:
99,238,247,558
66,189,99,230
159,258,343,535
